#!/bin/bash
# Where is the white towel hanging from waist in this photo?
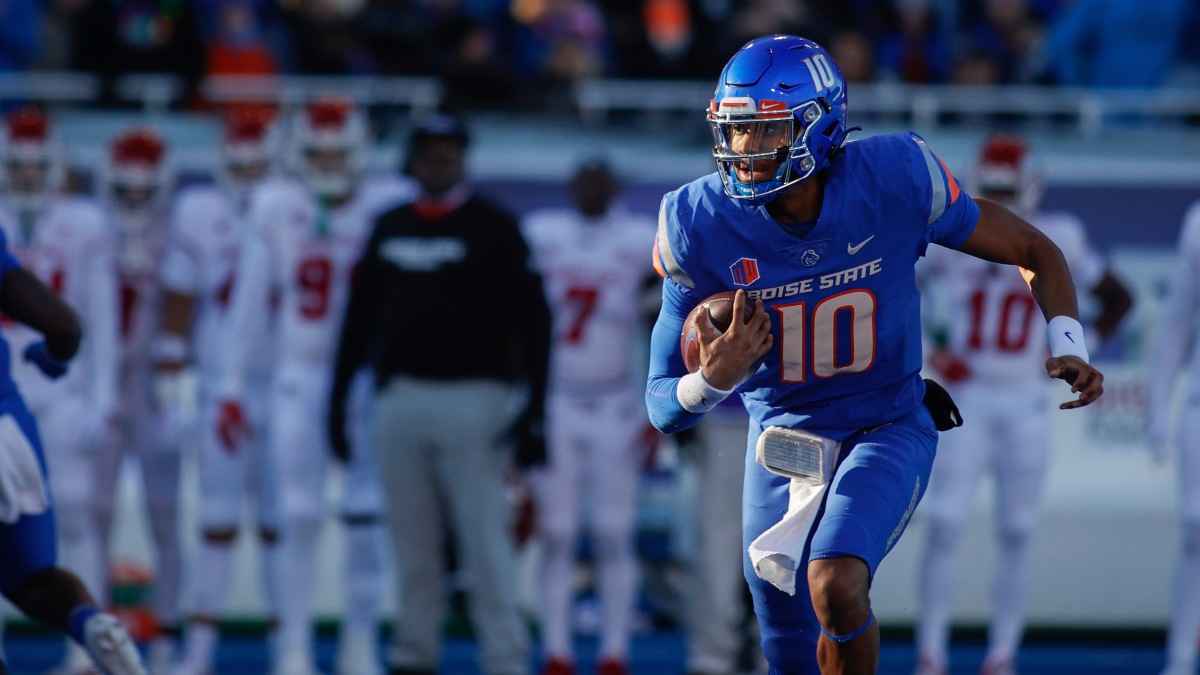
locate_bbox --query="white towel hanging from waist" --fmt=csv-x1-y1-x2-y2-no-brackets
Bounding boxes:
748,426,842,596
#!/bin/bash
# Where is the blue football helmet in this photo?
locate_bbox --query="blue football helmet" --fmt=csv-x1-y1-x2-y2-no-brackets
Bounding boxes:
708,35,850,205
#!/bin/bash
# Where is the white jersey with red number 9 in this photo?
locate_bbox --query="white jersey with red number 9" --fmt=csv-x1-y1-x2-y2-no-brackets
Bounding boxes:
923,211,1104,385
522,206,655,390
246,175,412,368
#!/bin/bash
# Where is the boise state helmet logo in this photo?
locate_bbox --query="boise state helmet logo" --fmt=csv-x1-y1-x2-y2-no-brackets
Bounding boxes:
730,258,760,286
801,249,820,267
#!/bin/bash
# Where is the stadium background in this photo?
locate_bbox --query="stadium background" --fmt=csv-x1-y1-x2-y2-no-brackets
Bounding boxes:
3,6,1200,664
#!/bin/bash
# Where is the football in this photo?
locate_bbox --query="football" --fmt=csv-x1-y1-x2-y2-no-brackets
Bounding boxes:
680,291,756,373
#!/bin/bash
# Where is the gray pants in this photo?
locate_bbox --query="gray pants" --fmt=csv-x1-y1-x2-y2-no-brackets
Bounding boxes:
374,376,530,675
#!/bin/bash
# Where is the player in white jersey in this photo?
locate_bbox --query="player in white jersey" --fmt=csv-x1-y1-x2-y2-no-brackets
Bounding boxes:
93,125,190,673
216,95,411,675
913,133,1132,675
1146,197,1200,675
0,106,123,675
156,107,282,675
520,159,656,675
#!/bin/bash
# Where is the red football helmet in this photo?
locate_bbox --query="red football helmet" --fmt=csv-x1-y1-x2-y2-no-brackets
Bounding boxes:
105,127,170,232
220,105,277,203
2,106,61,215
974,131,1042,215
290,93,366,200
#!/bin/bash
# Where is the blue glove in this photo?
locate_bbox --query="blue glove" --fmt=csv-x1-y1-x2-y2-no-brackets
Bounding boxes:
24,342,69,379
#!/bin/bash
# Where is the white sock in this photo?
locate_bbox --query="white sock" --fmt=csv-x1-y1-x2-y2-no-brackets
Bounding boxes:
343,521,384,634
539,532,576,657
181,540,234,670
261,537,282,616
59,506,107,606
273,518,320,654
915,521,962,665
1166,523,1200,667
191,540,235,617
593,530,637,660
149,505,184,629
988,531,1033,662
181,621,220,671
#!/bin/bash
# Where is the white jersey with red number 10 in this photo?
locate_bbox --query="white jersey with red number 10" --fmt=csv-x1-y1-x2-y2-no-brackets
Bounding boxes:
925,211,1104,385
241,175,412,369
522,207,656,390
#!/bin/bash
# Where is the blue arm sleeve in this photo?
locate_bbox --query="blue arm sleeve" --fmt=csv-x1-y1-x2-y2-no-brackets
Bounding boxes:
645,277,707,433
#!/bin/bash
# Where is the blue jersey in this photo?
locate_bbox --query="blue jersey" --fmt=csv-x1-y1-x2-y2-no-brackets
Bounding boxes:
647,132,979,437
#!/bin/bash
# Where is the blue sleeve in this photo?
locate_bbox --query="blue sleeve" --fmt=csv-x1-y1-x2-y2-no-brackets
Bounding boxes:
906,133,980,252
645,277,706,433
929,190,980,250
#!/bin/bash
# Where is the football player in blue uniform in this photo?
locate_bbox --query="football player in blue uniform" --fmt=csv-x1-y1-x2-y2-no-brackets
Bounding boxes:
0,227,147,674
645,34,1104,674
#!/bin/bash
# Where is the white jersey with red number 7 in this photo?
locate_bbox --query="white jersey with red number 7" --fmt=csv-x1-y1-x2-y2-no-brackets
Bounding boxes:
522,206,655,390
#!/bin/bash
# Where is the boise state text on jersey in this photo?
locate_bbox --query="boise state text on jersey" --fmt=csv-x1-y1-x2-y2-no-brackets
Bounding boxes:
652,131,980,435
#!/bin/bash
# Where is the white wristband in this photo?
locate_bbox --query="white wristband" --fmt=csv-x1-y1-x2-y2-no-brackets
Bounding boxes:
1047,315,1089,363
677,371,734,413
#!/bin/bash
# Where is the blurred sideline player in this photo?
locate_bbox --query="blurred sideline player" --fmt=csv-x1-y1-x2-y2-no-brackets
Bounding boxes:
156,106,282,675
520,158,656,675
216,94,411,675
95,125,189,673
0,106,122,675
0,198,148,675
677,398,756,675
913,132,1132,675
1145,196,1200,675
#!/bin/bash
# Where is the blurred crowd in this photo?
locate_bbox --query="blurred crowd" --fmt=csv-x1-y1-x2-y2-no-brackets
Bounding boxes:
2,0,1200,111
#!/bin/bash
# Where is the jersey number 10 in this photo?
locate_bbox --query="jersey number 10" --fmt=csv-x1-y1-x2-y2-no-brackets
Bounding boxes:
774,289,876,382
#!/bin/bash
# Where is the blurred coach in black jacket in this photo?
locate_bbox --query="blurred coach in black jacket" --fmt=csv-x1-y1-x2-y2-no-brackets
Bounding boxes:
329,114,550,675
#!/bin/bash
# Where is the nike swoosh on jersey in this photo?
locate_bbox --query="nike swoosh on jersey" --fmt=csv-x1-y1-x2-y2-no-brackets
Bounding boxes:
847,235,875,255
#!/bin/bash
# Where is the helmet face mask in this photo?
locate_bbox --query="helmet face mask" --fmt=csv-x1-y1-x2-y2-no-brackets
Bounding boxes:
974,132,1042,216
220,106,276,204
5,156,52,208
709,35,849,206
105,128,168,234
2,106,60,216
292,95,365,201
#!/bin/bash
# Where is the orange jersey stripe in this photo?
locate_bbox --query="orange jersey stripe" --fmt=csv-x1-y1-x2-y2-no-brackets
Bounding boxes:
936,156,962,204
652,233,668,278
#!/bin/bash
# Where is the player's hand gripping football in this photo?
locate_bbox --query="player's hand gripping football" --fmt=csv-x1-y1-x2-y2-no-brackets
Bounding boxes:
696,290,773,390
1045,355,1104,410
